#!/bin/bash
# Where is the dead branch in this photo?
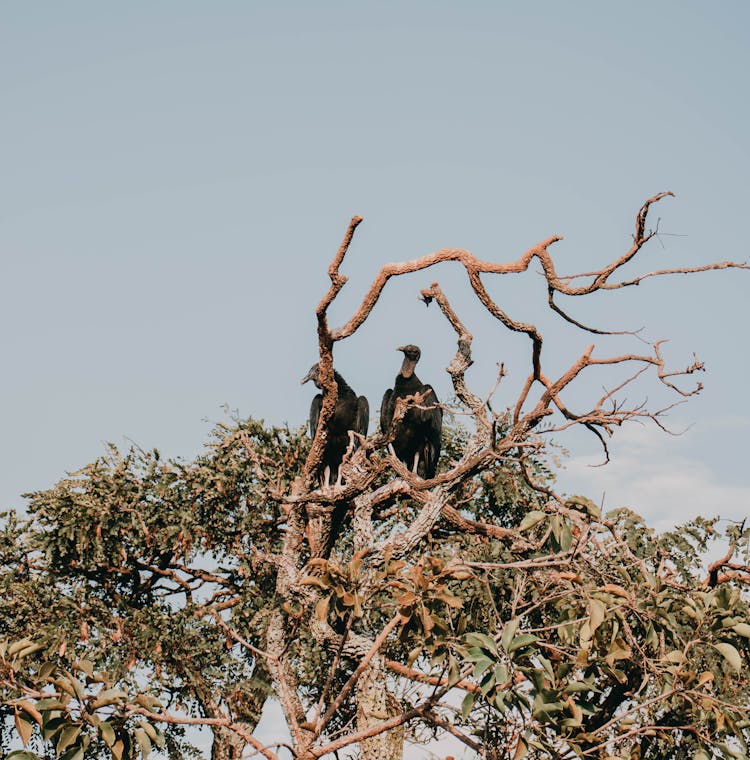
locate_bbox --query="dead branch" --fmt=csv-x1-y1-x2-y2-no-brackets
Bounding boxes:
385,659,481,695
126,706,279,760
420,282,485,428
268,196,748,759
417,707,485,754
303,215,364,486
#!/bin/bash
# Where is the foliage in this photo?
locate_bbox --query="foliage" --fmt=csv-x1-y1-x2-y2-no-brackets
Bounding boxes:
1,415,748,759
1,418,307,759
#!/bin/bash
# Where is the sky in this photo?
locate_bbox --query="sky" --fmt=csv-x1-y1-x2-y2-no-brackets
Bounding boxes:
2,2,749,756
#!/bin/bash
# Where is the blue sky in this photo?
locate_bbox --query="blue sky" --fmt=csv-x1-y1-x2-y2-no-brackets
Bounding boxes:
3,3,749,511
3,2,749,522
2,3,749,757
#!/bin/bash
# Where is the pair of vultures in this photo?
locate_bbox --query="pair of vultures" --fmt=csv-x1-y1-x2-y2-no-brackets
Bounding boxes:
301,345,443,486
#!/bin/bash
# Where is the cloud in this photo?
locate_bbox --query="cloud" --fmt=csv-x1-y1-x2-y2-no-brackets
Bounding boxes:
556,425,750,534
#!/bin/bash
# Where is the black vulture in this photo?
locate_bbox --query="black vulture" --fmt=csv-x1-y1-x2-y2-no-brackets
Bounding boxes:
380,345,442,478
301,363,369,487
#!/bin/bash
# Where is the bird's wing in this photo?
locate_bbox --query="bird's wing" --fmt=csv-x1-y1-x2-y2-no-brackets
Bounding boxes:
421,385,443,477
356,395,370,438
309,394,323,439
380,388,394,433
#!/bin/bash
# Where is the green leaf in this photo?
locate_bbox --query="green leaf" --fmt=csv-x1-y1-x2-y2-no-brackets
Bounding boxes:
447,657,461,686
579,620,592,646
564,681,588,694
715,742,747,759
480,674,496,697
538,656,555,683
519,511,546,532
461,691,475,720
36,698,67,711
133,694,164,710
501,618,520,651
559,523,573,552
589,598,606,634
42,715,67,741
90,688,128,709
493,663,508,685
59,745,84,760
714,642,742,673
473,657,493,678
99,721,116,748
532,693,563,717
151,726,166,750
550,515,563,545
465,632,498,655
134,727,152,758
59,672,86,701
38,662,56,679
561,717,582,727
565,495,601,519
507,634,539,654
57,725,82,754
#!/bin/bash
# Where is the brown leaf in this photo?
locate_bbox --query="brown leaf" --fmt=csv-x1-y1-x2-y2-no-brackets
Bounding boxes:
315,596,330,623
600,584,631,599
14,709,33,746
16,700,43,726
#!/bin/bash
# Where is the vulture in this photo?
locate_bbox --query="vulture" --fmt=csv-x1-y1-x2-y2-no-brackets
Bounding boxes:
380,345,442,478
301,363,369,487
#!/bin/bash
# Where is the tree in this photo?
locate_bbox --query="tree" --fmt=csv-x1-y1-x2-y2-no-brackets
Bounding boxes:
2,193,749,760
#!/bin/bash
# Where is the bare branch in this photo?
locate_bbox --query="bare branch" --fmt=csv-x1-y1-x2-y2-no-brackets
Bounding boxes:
304,215,364,486
126,706,279,760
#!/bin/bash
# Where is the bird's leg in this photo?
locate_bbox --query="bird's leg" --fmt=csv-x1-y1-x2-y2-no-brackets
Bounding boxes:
412,452,420,475
335,467,344,488
323,466,331,490
387,444,396,458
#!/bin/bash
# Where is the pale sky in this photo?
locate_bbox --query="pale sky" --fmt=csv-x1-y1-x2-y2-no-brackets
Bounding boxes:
2,4,749,754
3,1,749,521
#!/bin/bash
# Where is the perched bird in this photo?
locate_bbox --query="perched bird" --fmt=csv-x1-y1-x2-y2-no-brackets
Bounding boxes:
301,363,369,487
380,345,442,478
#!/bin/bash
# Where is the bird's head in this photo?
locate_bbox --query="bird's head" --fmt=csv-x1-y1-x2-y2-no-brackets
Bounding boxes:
300,363,321,388
397,345,421,377
397,345,421,362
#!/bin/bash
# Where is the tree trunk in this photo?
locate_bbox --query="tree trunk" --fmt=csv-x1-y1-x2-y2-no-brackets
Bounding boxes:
188,674,267,760
210,726,246,760
356,656,404,760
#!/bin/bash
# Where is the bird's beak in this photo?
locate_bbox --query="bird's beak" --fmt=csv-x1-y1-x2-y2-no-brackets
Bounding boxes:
300,370,314,385
396,346,406,352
